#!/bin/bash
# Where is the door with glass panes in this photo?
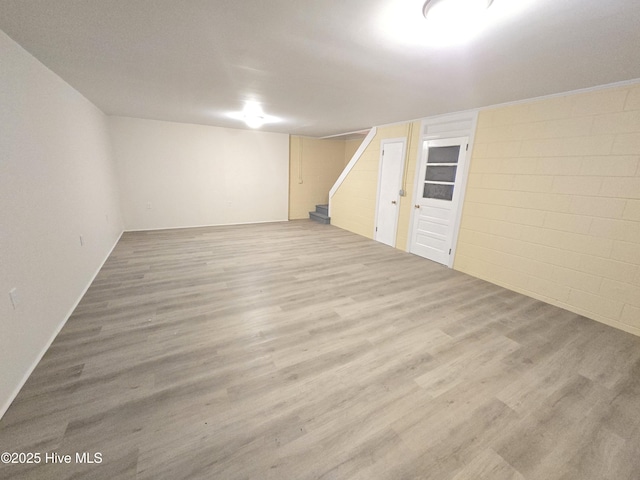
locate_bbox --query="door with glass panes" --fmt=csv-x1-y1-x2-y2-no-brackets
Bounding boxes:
410,137,468,265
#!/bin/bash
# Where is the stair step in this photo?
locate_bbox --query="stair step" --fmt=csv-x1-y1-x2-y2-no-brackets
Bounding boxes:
309,211,331,224
315,204,329,216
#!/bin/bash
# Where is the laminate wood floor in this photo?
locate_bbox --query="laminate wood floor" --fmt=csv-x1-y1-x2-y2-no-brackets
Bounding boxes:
1,220,639,479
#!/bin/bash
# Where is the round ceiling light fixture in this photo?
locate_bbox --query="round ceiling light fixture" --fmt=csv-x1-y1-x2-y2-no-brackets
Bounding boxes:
241,101,265,129
419,0,494,46
378,0,531,48
422,0,493,20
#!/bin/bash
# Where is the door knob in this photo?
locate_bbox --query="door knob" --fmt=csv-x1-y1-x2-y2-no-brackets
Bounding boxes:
414,204,420,208
391,200,397,204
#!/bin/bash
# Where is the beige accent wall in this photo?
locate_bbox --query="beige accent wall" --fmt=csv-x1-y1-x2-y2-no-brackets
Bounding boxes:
455,83,640,335
344,138,364,167
289,137,348,220
331,122,421,246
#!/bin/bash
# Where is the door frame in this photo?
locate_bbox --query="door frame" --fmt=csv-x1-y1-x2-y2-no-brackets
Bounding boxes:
407,111,479,267
374,138,407,247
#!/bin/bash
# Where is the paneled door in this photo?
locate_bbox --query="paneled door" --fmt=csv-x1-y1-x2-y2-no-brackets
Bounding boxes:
410,137,468,265
375,140,405,247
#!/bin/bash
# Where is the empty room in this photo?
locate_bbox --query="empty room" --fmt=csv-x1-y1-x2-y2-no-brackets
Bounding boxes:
1,0,640,479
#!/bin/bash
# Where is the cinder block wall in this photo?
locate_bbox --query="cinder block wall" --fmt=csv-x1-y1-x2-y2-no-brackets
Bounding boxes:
455,83,640,335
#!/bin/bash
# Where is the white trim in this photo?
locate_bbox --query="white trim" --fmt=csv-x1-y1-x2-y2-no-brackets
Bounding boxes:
319,128,371,139
125,219,288,233
0,230,124,420
374,138,407,247
372,78,640,134
406,110,478,267
479,78,640,113
448,114,478,268
302,79,640,141
328,127,377,216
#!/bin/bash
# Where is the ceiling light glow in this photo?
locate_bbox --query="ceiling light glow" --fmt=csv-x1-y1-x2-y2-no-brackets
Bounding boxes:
242,102,265,129
243,115,264,129
423,0,493,21
422,0,493,46
378,0,534,47
227,101,280,129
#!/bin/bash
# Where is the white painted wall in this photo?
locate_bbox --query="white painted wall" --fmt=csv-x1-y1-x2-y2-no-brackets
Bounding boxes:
110,116,289,230
0,31,124,416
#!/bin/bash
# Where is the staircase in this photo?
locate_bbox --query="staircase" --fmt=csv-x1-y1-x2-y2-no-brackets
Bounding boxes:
309,204,330,224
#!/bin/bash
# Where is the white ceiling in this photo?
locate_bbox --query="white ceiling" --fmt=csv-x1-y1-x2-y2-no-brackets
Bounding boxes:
1,0,639,137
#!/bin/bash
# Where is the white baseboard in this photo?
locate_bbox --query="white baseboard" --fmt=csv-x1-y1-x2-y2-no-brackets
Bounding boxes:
0,230,124,420
124,219,289,232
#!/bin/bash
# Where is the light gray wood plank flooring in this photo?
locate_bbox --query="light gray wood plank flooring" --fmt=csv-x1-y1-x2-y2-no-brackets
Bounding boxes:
1,220,639,479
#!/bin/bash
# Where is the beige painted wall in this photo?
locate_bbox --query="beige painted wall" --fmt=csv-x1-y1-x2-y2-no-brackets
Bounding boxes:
331,122,421,246
0,31,124,415
344,138,364,167
455,83,640,335
289,137,347,220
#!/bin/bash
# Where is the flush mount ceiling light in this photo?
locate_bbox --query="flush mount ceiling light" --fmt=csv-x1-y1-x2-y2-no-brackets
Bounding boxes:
422,0,493,21
379,0,531,48
421,0,494,45
227,101,280,129
242,102,265,129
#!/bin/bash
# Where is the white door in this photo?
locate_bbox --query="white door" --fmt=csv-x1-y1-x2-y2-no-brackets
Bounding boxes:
410,137,468,265
375,140,405,247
